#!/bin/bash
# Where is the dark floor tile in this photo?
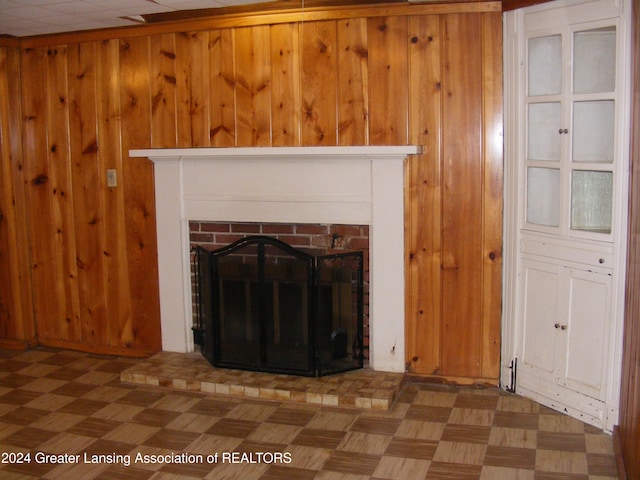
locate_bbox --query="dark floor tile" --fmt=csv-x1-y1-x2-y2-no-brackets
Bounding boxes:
261,465,318,479
142,428,201,450
0,373,38,388
131,408,181,428
537,431,586,452
95,360,140,374
493,411,539,429
4,427,54,449
292,428,346,449
93,465,155,480
68,417,122,438
586,452,618,476
87,438,138,456
426,461,482,479
187,397,238,416
0,360,31,372
405,404,452,423
0,406,50,426
351,416,402,435
52,382,100,398
484,445,536,469
322,450,380,476
533,472,588,480
158,461,215,478
441,424,491,444
117,390,166,407
385,437,438,460
0,389,42,405
454,393,500,410
41,352,83,366
207,418,260,437
44,368,87,382
266,407,316,426
58,398,110,416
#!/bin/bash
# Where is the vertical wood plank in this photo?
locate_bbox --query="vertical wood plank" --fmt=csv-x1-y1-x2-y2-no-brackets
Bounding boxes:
21,46,63,342
440,13,484,378
367,16,408,145
406,15,443,375
1,46,35,344
96,39,134,349
46,44,81,343
176,31,209,147
209,29,235,147
337,18,368,146
0,47,23,341
480,11,503,380
270,23,300,146
150,34,177,148
67,41,108,346
300,20,338,145
234,26,272,146
119,36,162,352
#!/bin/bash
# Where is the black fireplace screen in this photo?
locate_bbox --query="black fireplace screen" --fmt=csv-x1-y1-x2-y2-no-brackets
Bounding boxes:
193,236,364,377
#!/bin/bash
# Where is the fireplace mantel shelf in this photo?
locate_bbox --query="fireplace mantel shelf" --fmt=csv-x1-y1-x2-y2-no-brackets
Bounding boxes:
132,145,420,373
131,145,421,161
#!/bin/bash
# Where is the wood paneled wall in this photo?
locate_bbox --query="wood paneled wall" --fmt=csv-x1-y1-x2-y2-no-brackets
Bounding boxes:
0,2,503,381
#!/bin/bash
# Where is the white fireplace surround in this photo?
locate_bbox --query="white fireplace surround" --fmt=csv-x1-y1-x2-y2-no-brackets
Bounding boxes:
130,146,421,373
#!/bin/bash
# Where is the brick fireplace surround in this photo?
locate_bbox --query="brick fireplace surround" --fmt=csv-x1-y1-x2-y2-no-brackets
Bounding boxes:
130,146,420,373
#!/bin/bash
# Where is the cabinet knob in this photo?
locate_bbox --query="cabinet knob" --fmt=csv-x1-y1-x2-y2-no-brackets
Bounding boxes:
599,258,605,264
554,323,568,331
558,128,569,134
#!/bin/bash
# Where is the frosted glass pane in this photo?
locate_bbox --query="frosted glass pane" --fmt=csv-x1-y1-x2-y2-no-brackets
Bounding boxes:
571,170,612,233
573,101,615,163
527,167,560,227
574,27,616,94
528,35,562,96
528,103,562,161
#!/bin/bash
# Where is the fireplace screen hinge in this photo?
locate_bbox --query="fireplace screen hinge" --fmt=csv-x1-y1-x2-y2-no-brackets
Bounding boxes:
192,236,364,377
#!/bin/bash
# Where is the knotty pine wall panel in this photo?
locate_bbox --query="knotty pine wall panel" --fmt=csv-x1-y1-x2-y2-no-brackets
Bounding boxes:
0,45,36,346
406,15,443,376
337,18,368,146
440,13,485,379
300,21,338,145
1,7,503,376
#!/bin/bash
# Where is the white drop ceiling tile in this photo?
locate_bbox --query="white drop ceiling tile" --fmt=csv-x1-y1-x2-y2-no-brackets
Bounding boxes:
0,0,28,11
0,4,58,18
39,13,94,26
39,1,110,15
85,0,157,9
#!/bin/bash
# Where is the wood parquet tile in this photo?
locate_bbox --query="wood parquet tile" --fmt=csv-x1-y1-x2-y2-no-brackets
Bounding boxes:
0,348,620,479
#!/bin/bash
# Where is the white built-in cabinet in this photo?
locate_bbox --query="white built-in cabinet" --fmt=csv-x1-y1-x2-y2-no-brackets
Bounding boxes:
503,0,632,431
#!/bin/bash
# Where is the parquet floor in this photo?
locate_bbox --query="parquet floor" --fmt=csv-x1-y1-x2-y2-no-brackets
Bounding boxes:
0,348,619,479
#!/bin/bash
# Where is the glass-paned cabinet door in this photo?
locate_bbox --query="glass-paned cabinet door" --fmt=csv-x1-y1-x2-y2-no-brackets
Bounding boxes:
572,101,615,163
528,35,562,96
527,167,560,227
573,27,616,94
523,23,618,238
528,103,562,162
571,171,613,234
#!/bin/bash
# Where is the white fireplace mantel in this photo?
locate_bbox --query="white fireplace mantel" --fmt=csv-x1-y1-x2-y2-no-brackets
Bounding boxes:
130,146,421,373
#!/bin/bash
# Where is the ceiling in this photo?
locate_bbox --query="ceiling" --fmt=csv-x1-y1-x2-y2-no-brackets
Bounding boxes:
0,0,279,37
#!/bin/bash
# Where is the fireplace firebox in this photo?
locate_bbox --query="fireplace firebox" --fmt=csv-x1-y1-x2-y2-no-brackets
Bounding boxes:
193,236,364,377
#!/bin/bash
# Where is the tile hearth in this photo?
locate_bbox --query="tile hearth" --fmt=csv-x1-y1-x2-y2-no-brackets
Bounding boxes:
120,352,404,410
